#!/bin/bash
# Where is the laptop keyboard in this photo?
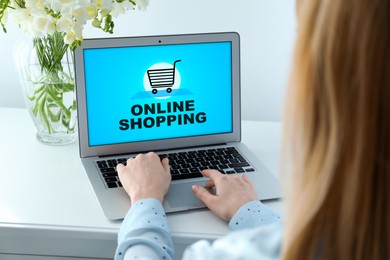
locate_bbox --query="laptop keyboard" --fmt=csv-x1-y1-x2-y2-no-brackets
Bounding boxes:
96,147,255,189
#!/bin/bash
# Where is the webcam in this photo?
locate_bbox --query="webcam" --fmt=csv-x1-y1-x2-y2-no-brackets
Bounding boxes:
158,40,162,43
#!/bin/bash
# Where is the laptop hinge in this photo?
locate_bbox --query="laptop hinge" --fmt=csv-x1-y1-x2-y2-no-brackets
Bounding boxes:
97,143,229,158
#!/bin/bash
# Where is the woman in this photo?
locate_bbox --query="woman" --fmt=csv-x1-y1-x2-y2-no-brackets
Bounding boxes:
282,0,389,259
115,0,390,259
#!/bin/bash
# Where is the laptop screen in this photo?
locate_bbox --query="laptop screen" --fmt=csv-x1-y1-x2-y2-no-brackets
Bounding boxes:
83,41,233,146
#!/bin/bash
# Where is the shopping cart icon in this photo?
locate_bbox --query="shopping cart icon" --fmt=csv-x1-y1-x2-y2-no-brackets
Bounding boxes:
147,60,181,94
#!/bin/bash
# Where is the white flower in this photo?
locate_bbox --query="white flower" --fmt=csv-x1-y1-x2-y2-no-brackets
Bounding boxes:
86,3,98,19
64,30,76,45
2,8,9,25
32,13,56,37
135,0,149,11
94,0,113,11
25,0,45,9
111,1,135,18
57,16,83,40
56,15,73,33
63,21,83,44
9,0,19,8
11,7,31,22
11,7,33,34
3,0,150,46
72,21,83,38
72,4,90,24
51,0,73,13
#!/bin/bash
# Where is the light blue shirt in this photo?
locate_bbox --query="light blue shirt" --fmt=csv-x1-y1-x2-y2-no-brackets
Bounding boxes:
116,199,282,259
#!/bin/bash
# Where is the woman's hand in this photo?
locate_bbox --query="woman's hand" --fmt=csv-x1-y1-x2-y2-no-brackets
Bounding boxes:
192,170,259,221
117,152,171,204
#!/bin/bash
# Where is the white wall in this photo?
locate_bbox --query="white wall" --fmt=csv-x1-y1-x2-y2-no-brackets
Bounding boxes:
0,0,296,121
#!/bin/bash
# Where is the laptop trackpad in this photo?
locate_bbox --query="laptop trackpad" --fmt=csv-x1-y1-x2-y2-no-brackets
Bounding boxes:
166,181,206,208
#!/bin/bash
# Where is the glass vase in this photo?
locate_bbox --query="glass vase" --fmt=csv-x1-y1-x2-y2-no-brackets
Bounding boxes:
13,32,77,145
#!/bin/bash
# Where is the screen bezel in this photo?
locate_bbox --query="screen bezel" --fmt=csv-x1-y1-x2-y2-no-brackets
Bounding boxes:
74,32,241,158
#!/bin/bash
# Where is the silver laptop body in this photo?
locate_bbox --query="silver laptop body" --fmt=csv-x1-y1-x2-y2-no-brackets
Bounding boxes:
74,32,281,220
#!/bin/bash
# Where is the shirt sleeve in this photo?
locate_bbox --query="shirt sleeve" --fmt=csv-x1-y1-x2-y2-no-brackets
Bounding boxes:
115,198,174,260
115,199,281,260
183,222,283,260
228,200,282,231
182,201,282,259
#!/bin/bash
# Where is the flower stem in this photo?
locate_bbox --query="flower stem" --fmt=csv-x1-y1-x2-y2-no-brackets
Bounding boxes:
30,32,76,133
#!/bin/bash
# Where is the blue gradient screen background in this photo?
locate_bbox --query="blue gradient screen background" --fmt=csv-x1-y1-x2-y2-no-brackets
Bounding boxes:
84,42,233,146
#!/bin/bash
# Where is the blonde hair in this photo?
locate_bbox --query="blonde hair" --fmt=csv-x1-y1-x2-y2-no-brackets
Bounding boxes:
281,0,390,259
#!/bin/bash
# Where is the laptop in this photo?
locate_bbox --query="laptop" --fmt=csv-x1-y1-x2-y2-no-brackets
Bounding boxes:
74,32,281,220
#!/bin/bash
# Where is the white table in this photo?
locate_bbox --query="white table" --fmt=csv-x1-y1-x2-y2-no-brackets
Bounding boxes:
0,107,283,260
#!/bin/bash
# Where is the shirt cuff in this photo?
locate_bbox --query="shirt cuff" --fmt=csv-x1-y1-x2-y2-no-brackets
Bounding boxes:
228,201,281,231
118,198,169,244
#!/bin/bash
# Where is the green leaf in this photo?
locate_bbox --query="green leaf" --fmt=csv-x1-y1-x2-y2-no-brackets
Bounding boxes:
62,106,71,120
33,32,70,75
62,83,75,92
32,102,39,116
31,88,46,116
28,32,77,132
47,103,61,122
0,0,11,33
34,85,45,94
39,96,52,133
62,114,70,127
72,100,77,110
